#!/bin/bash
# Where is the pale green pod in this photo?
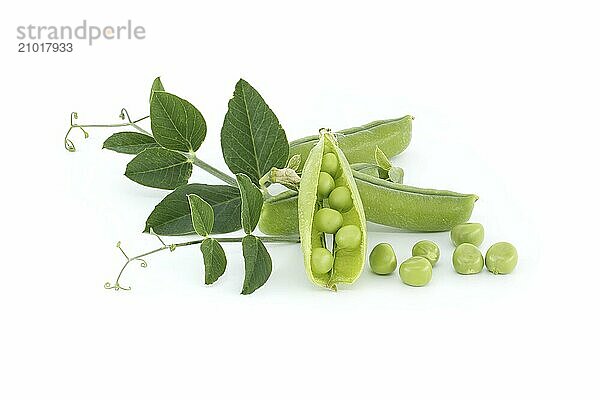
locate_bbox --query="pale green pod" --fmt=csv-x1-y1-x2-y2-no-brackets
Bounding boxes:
353,170,478,232
289,116,413,171
298,133,367,290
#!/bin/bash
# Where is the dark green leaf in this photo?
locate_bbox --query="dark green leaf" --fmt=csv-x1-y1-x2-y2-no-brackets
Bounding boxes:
236,173,264,234
221,79,289,185
187,194,214,236
145,184,242,235
103,131,159,154
150,77,165,103
241,235,272,295
151,91,206,152
201,238,227,284
125,147,192,190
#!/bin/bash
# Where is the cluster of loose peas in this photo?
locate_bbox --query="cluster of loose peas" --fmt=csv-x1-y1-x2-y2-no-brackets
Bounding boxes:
310,152,362,275
368,222,518,286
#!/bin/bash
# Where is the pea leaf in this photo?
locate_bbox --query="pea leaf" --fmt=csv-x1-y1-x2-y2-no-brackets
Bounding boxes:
145,184,242,235
375,146,392,171
236,173,263,234
241,235,272,295
201,238,227,285
221,79,289,185
125,147,192,190
187,194,214,237
103,131,159,154
151,91,207,152
150,77,165,103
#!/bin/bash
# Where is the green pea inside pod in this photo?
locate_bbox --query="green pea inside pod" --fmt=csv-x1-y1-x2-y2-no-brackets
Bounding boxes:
317,172,335,199
335,224,362,250
321,152,339,177
314,208,343,234
328,186,353,213
298,131,367,290
311,247,334,274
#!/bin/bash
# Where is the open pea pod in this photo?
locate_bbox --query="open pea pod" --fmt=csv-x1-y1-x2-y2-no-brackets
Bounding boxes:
298,132,367,290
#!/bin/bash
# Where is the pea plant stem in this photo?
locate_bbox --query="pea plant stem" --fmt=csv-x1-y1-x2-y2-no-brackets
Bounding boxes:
106,235,300,291
190,154,238,187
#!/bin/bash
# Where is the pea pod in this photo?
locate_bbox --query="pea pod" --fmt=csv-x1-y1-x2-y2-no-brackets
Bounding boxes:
352,170,478,232
259,170,477,234
298,132,367,290
289,116,413,171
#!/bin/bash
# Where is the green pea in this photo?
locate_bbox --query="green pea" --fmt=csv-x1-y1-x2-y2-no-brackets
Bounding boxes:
452,243,484,274
328,186,353,212
485,242,518,274
311,247,334,274
399,256,432,286
369,243,397,275
450,223,484,247
321,152,339,177
314,208,344,234
335,224,361,250
411,240,440,267
317,172,335,199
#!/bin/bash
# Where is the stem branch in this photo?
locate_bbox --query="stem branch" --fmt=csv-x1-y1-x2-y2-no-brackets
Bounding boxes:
190,155,238,186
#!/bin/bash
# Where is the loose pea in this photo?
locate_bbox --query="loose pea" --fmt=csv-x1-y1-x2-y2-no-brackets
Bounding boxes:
317,172,335,199
335,225,361,250
399,256,432,286
411,240,440,267
451,223,484,247
452,243,484,274
328,186,353,212
485,242,518,274
321,152,339,177
369,243,397,275
314,208,344,234
311,247,334,274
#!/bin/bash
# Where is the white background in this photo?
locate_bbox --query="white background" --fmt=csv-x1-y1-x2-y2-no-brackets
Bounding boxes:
2,1,599,398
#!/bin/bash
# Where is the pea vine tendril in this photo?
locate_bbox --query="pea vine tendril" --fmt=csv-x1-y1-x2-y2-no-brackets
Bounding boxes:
64,108,150,152
104,232,300,291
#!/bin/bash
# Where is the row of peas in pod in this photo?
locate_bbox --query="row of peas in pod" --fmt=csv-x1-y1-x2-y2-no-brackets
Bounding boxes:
298,131,367,290
367,223,518,286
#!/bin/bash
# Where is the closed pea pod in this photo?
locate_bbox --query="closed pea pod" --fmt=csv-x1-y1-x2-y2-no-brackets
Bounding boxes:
289,116,413,171
298,131,367,290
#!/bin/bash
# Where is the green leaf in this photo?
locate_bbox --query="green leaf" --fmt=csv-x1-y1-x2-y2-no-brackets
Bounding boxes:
236,173,264,234
241,235,272,295
151,91,207,152
150,77,165,103
125,147,192,190
375,146,392,171
187,194,214,236
145,184,242,235
221,79,289,185
103,131,159,154
201,238,227,284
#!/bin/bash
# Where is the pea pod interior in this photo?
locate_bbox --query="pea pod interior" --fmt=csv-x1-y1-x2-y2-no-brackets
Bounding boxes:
298,133,367,289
